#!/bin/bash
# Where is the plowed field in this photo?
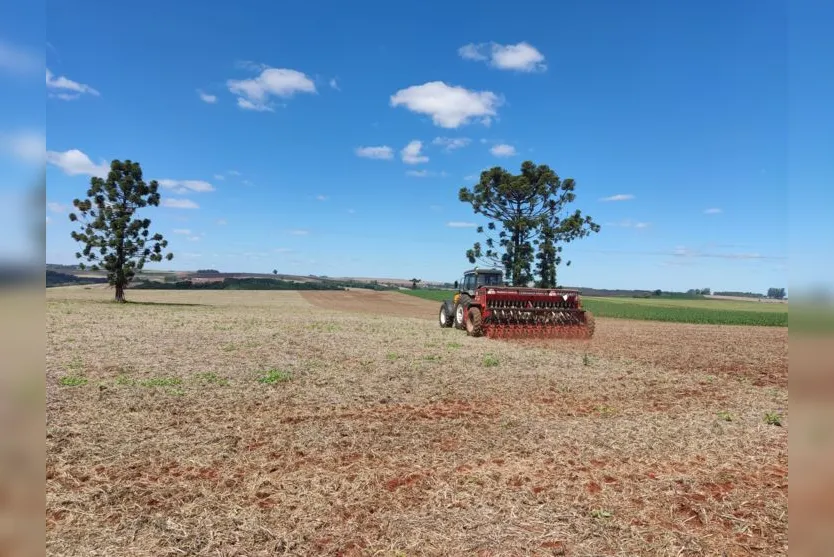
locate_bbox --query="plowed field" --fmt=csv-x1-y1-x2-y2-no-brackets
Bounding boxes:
301,290,788,388
47,287,788,556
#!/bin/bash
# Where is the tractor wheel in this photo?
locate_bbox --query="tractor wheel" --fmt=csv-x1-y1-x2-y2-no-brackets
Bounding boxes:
454,295,469,329
439,303,453,328
466,307,484,337
584,310,595,338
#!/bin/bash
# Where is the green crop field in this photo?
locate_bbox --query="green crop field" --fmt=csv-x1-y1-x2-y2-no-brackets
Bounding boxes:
400,289,788,327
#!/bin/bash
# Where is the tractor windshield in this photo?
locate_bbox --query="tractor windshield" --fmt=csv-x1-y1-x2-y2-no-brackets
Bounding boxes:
477,274,503,286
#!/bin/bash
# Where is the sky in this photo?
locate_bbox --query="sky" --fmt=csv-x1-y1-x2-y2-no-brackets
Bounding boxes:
1,0,830,293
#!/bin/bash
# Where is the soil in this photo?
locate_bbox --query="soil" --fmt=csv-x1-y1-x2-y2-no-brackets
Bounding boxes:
300,290,788,387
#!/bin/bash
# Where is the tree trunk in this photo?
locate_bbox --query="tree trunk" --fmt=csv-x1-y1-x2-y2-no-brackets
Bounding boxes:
115,283,126,303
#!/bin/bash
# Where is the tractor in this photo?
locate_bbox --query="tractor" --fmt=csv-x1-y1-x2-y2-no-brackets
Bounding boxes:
438,268,595,338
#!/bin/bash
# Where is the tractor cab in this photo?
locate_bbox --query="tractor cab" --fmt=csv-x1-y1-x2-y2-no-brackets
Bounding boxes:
457,268,504,296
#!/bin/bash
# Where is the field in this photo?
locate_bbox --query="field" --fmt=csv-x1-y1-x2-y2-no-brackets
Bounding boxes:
402,289,788,327
46,286,787,556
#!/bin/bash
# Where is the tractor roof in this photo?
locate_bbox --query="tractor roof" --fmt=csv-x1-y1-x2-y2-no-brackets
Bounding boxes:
463,268,503,275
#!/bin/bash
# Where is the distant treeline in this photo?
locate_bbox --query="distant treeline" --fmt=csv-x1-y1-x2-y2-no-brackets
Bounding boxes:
714,291,765,298
132,278,346,291
46,270,108,287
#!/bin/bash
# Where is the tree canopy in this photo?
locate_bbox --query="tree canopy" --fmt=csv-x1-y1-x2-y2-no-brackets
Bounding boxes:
68,159,173,302
458,161,600,287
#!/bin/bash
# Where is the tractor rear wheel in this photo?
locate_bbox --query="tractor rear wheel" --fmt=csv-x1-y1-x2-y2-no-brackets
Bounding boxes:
439,303,453,328
466,307,484,337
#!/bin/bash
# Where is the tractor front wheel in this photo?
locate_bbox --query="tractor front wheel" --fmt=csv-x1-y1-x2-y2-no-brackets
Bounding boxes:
454,296,469,329
466,307,484,337
439,303,453,328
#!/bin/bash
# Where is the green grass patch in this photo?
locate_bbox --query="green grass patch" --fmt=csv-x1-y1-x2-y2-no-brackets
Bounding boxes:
483,354,499,367
194,372,229,386
59,376,88,387
257,369,292,384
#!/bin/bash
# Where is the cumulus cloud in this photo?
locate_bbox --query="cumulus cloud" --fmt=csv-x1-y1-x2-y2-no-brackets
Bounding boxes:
0,130,45,163
600,194,635,202
329,78,340,90
46,149,109,178
432,137,471,152
47,202,67,214
490,143,516,157
390,81,502,128
197,90,217,103
161,198,199,209
46,68,99,100
704,208,722,214
458,41,546,72
355,145,393,159
157,179,215,193
447,221,477,228
401,140,429,164
227,66,316,111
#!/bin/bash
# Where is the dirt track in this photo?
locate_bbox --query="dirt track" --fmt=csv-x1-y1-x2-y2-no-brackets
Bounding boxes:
300,289,788,387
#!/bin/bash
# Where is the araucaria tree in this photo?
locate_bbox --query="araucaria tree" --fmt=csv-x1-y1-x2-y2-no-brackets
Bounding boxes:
459,161,600,287
69,159,174,302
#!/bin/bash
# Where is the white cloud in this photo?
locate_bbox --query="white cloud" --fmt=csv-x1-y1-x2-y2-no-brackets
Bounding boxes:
458,41,546,72
447,221,477,228
401,140,429,164
490,143,516,157
355,145,393,159
0,130,45,163
157,179,215,193
46,68,99,100
237,98,274,112
329,78,340,90
227,66,316,112
46,149,109,177
390,81,502,128
600,194,635,202
0,40,41,74
432,137,471,152
161,198,199,209
47,202,67,214
606,219,650,229
216,218,227,225
457,43,488,61
704,208,722,214
197,90,217,103
173,228,192,235
289,229,309,236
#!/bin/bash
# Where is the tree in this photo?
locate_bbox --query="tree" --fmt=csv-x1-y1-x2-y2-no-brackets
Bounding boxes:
454,280,459,289
459,161,600,287
653,289,662,296
410,278,421,290
273,269,278,275
768,287,786,300
68,159,173,302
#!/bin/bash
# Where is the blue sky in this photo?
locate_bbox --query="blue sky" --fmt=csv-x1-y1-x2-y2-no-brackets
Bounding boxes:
3,0,830,293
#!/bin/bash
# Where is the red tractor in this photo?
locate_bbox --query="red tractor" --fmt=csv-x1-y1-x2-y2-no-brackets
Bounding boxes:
438,268,595,338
